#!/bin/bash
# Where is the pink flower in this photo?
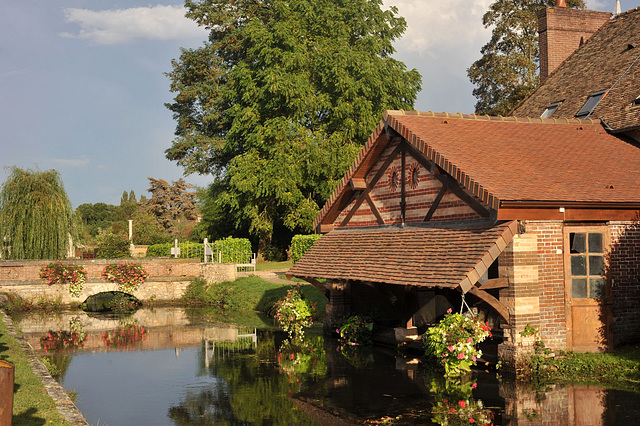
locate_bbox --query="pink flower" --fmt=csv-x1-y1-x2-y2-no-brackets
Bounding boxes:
472,356,477,362
447,308,452,314
458,400,466,408
467,337,473,343
447,346,454,352
469,419,475,423
472,382,477,389
457,352,465,359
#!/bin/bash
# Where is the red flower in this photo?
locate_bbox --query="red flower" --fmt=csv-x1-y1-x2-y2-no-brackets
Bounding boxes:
458,400,466,408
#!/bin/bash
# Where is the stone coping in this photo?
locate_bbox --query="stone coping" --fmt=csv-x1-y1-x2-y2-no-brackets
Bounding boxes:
0,309,89,425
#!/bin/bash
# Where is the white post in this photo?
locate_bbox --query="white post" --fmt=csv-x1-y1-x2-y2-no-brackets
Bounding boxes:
174,239,179,258
128,220,133,240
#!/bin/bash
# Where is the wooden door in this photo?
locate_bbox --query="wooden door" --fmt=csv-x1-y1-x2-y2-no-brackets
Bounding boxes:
564,227,611,352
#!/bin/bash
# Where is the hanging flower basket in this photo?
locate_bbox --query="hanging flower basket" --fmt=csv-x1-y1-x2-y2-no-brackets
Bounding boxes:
40,262,87,297
102,262,149,293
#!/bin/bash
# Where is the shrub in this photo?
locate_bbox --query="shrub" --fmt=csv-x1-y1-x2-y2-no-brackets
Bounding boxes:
182,279,230,307
424,309,492,377
102,262,149,293
40,262,87,297
96,232,131,258
291,234,321,263
211,237,252,263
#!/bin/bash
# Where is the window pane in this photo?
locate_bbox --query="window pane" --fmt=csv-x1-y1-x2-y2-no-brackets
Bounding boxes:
588,233,603,253
589,278,605,299
572,278,588,298
589,255,605,275
571,256,587,276
570,233,586,253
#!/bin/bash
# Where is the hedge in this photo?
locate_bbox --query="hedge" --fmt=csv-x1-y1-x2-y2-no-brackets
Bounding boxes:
291,234,321,263
146,237,252,263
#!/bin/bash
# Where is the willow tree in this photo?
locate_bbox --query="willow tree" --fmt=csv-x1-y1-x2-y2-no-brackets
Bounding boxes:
0,167,75,259
166,0,421,254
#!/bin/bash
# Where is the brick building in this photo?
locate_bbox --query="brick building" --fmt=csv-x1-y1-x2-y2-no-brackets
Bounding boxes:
289,1,640,366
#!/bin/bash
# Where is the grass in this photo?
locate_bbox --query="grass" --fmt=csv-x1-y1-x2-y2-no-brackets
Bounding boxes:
255,260,293,271
0,314,73,425
183,275,326,318
528,344,640,392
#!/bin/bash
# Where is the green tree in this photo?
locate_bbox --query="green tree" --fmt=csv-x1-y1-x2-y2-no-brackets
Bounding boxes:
76,202,117,237
146,177,199,238
166,0,421,253
467,0,585,115
0,167,75,259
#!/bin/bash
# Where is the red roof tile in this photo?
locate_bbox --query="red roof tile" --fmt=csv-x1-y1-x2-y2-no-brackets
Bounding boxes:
290,220,517,292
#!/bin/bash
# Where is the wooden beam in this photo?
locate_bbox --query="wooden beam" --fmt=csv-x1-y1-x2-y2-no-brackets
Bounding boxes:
423,184,448,222
349,178,367,191
497,207,640,221
467,287,510,325
340,142,403,227
435,174,491,218
477,277,509,290
285,275,329,298
317,223,334,234
365,193,385,225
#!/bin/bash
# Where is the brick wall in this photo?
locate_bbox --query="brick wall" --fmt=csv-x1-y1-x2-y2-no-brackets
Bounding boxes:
608,220,640,345
334,141,482,228
0,258,236,304
537,7,611,81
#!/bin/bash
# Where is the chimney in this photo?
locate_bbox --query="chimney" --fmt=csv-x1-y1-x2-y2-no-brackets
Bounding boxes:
538,7,612,82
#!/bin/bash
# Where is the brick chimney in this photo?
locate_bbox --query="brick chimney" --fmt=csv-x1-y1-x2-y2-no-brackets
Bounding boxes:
538,6,611,82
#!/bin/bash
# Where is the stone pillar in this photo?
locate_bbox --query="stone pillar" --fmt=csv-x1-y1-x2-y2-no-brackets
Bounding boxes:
325,280,351,330
498,232,541,372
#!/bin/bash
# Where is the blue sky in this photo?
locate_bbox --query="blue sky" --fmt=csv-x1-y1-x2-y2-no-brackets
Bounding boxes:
0,0,617,207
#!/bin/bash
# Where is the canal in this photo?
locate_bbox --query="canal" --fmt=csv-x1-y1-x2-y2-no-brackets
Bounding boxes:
13,307,640,425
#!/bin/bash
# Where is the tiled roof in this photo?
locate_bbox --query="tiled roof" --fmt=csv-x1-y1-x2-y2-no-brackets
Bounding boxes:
514,7,640,131
289,220,517,292
314,110,640,228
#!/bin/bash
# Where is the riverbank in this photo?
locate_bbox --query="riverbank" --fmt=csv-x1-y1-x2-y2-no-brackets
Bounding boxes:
0,309,87,425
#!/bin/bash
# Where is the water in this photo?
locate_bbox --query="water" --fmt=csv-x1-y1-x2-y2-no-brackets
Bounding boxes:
14,307,640,425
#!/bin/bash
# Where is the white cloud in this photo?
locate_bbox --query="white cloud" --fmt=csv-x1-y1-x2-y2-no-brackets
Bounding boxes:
50,157,91,168
60,5,208,45
385,0,493,54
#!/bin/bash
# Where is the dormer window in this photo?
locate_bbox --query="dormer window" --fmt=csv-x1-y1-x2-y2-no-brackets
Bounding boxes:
633,95,640,107
541,101,563,118
575,90,607,118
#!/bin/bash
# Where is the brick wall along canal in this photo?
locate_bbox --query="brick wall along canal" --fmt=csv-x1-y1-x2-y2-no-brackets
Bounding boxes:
13,307,640,425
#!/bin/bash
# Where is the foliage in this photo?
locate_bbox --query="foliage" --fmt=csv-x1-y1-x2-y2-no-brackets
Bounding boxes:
102,262,149,293
39,262,87,297
424,309,492,377
182,278,231,307
273,286,316,339
130,208,168,245
468,0,585,115
165,0,421,253
76,202,117,237
146,177,198,238
429,376,494,426
337,315,373,346
39,317,87,354
276,336,327,391
146,241,204,258
95,231,131,258
520,323,539,337
0,167,75,259
290,234,321,263
210,236,252,263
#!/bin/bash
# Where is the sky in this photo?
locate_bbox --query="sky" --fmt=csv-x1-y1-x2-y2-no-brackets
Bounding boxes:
0,0,617,207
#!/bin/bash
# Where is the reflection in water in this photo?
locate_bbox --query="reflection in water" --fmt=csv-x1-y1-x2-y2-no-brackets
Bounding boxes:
13,308,640,425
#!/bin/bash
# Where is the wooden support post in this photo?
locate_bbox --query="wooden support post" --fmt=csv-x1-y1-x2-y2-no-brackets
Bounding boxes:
0,360,14,426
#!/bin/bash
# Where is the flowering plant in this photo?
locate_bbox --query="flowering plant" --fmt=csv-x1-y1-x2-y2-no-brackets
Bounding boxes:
40,262,87,297
102,262,148,293
276,336,327,391
273,286,315,339
424,309,492,377
430,377,494,426
103,319,147,349
337,315,373,346
40,317,87,353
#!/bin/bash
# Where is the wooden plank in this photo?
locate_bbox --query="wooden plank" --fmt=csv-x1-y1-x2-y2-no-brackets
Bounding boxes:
467,287,510,324
498,207,640,221
318,223,334,233
477,277,509,290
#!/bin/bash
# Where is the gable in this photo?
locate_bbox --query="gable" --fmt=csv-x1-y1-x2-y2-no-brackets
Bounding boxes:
324,134,489,231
